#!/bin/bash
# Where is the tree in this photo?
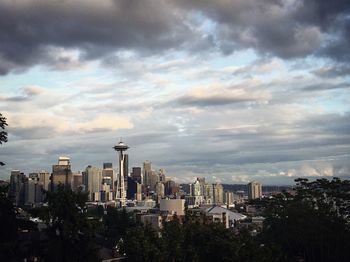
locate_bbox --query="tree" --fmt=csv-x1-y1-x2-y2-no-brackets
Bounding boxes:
0,113,8,166
123,215,278,262
102,206,135,248
261,178,350,262
124,225,162,262
0,185,17,261
42,186,98,261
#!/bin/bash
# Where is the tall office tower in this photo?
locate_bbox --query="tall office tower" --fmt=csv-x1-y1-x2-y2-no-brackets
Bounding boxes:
213,183,224,204
155,182,165,199
102,176,112,192
39,170,50,191
72,172,83,191
131,167,142,184
9,170,26,206
51,156,73,191
126,178,142,201
103,163,113,169
28,173,39,180
102,176,113,190
25,177,42,205
247,181,262,200
165,180,179,196
27,173,42,204
113,141,129,206
84,166,102,201
149,170,159,191
158,169,166,182
143,160,152,186
127,176,141,200
102,163,115,190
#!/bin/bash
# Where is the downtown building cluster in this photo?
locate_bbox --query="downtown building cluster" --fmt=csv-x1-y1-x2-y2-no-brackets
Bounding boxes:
8,159,262,208
7,140,263,231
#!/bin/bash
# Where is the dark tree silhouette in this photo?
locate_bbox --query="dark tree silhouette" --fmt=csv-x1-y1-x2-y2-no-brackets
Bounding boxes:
0,113,8,166
0,185,17,261
42,185,98,262
262,178,350,262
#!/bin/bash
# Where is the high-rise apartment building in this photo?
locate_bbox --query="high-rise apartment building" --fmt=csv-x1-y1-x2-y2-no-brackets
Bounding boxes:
247,181,262,200
224,191,234,206
213,183,224,204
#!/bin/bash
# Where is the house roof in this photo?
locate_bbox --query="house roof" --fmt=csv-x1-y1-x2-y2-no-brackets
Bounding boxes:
205,206,247,221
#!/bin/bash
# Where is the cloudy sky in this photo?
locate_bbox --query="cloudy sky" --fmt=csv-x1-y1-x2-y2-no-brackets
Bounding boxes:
0,0,349,184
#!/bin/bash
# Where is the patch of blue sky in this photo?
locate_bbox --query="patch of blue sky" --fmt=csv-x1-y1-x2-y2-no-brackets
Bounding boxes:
190,10,216,32
209,49,258,69
305,93,349,114
0,62,114,95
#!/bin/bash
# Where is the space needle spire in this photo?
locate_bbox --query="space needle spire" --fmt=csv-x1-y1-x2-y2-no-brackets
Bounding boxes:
113,140,129,207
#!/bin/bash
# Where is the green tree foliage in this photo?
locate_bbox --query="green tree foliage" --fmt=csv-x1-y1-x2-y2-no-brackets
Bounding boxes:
124,225,163,262
102,206,135,248
123,215,278,262
0,185,17,261
0,113,8,166
262,177,350,262
42,186,98,261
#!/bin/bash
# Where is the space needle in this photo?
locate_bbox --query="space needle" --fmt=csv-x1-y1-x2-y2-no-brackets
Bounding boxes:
113,140,129,207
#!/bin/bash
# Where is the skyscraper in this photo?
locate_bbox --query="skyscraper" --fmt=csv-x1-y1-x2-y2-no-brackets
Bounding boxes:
84,166,102,201
39,170,50,191
213,183,224,204
131,167,142,184
9,170,26,206
51,156,72,191
143,160,152,186
247,181,262,200
113,141,129,206
72,172,83,191
102,163,115,190
158,169,166,182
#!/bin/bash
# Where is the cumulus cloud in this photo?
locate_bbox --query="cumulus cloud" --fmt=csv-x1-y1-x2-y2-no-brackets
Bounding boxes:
0,0,198,74
171,84,270,107
0,0,349,75
0,0,349,183
5,112,133,139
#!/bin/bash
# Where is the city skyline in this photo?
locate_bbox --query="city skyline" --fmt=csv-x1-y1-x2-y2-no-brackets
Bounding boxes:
0,1,349,184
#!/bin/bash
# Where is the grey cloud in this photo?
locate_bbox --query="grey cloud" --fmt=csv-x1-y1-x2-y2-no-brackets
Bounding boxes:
311,64,350,78
0,86,43,102
1,0,350,75
173,94,254,107
302,82,350,91
8,126,58,140
177,0,350,60
0,1,200,74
